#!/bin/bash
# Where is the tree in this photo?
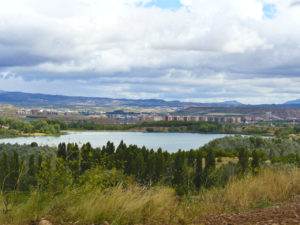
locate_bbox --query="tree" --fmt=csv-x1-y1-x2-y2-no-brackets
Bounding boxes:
27,154,37,188
155,148,166,182
80,142,93,173
8,151,20,190
238,147,249,175
194,151,203,189
204,149,216,188
251,150,259,174
57,143,67,160
172,150,188,195
0,153,9,190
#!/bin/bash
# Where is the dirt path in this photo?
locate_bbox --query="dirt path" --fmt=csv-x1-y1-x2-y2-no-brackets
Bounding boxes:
195,197,300,225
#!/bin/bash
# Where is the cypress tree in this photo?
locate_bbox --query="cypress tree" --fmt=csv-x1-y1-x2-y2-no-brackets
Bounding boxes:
296,153,300,168
135,151,146,182
28,154,36,177
80,142,93,173
194,151,203,189
204,149,216,188
28,154,37,187
238,147,249,175
204,149,216,172
173,150,188,195
173,150,185,185
8,151,20,190
155,148,166,182
0,153,9,190
57,143,67,160
251,150,259,173
115,141,127,169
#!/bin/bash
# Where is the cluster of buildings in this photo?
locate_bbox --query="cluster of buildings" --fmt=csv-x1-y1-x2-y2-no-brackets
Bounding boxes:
17,109,78,116
163,115,243,123
16,108,295,124
109,114,259,123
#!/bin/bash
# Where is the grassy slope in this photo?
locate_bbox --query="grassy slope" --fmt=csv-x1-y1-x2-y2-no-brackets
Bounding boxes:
1,168,300,225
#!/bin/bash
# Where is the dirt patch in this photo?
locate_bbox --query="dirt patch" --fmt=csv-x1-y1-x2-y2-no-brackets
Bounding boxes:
195,196,300,225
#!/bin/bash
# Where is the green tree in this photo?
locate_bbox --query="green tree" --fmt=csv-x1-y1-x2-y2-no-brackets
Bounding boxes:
155,148,166,182
204,149,216,188
238,147,249,175
251,150,259,174
194,151,203,189
8,151,20,190
0,153,9,190
57,143,67,160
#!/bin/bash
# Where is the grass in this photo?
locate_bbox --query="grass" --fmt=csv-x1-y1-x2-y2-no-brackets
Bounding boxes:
184,168,300,221
0,168,300,225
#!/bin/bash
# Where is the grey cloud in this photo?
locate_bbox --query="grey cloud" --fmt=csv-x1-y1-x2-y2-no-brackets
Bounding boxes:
290,1,300,7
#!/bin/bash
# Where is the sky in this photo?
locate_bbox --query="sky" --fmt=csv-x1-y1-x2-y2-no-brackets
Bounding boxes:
0,0,300,104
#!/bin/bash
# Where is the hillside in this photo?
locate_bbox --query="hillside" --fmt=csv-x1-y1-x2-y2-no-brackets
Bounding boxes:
0,91,243,109
177,106,300,120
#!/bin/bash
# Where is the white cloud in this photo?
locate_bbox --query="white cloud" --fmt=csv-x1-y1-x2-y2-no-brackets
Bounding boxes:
0,0,300,103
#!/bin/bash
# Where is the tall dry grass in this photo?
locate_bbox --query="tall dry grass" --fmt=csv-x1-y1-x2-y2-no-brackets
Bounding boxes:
0,168,300,225
184,168,300,221
47,185,180,225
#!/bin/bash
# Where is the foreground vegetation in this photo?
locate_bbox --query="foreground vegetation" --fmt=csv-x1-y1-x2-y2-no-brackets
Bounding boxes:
0,135,300,224
1,167,300,224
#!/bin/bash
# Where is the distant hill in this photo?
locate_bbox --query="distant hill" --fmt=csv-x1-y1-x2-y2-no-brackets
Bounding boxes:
0,90,244,109
177,106,300,120
1,90,300,110
285,99,300,104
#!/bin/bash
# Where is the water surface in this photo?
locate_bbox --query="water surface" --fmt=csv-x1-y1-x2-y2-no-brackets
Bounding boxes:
0,132,231,152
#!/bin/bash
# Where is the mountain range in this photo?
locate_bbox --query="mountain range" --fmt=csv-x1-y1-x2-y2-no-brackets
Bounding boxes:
0,90,299,109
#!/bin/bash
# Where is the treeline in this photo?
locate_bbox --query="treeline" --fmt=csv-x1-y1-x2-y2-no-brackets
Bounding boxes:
204,135,300,158
0,117,65,137
67,120,300,136
1,141,299,195
1,116,300,137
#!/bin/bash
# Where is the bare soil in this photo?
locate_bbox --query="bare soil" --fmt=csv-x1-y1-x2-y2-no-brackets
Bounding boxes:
195,196,300,225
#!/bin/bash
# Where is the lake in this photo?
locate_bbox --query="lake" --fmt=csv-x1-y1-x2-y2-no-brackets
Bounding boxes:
0,132,231,152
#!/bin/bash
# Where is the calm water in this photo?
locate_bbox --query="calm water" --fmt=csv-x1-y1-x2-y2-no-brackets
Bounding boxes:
0,132,231,152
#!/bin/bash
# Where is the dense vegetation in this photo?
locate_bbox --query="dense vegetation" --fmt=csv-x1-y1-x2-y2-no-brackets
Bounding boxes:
204,135,300,158
1,116,300,138
0,117,65,138
0,135,300,224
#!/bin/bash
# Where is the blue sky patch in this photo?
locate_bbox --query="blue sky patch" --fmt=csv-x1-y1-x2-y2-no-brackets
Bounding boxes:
263,4,277,19
143,0,183,11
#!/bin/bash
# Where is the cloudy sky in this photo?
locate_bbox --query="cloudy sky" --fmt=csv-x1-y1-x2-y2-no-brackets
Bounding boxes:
0,0,300,104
